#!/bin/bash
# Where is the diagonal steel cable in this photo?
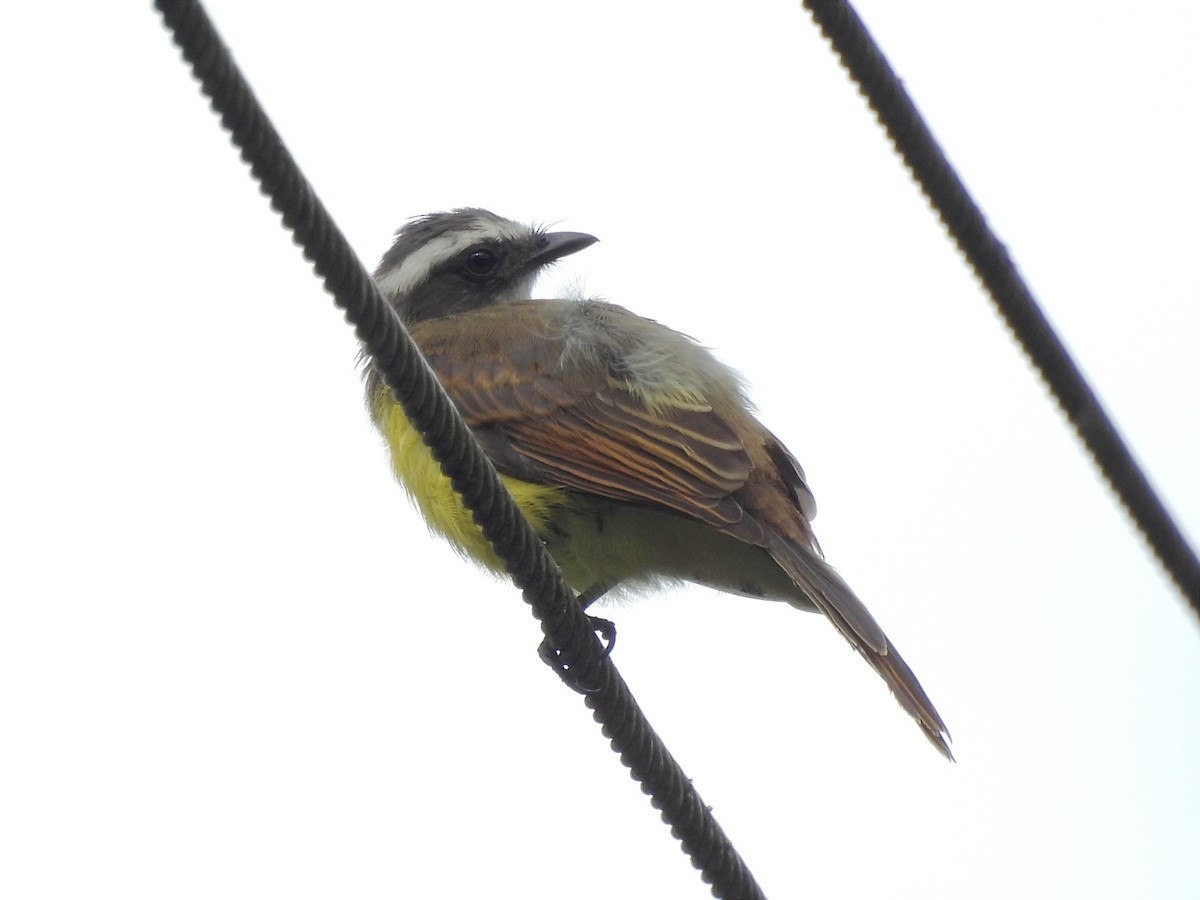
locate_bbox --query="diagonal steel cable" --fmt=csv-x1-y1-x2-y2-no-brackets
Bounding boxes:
151,1,766,896
802,0,1200,618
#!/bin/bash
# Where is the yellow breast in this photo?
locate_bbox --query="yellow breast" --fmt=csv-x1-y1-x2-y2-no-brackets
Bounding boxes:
372,389,567,573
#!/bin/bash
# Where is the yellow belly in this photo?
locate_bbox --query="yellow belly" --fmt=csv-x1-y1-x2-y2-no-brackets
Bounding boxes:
373,390,567,574
372,390,805,606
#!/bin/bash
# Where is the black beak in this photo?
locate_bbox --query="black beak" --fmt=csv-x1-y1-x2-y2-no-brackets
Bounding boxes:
519,230,598,273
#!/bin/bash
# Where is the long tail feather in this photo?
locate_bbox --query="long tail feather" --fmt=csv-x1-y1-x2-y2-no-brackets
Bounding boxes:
768,536,953,760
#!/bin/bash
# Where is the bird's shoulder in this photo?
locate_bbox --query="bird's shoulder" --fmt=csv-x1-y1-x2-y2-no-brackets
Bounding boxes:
410,298,750,417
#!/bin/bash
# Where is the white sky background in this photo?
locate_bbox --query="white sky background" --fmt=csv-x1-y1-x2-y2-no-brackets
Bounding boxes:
1,1,1198,897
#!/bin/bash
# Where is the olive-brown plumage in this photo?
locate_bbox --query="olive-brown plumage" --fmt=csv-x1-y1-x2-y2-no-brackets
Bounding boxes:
367,209,952,759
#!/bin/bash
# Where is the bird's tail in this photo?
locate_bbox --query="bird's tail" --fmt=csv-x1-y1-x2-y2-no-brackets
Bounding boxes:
768,535,953,760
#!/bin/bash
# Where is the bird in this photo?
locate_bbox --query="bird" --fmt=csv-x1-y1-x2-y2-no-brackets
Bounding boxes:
363,208,952,760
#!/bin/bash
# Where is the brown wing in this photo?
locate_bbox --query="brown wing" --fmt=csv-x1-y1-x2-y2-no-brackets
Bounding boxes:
410,301,953,759
411,304,766,542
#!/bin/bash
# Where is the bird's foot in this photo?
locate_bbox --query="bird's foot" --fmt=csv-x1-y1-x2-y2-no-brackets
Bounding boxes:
537,585,616,694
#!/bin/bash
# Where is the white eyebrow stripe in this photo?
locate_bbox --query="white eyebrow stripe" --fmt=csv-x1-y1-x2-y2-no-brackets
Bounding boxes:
375,216,531,298
376,231,473,298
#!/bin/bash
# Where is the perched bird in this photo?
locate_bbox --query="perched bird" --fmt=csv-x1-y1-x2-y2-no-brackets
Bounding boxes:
365,208,952,759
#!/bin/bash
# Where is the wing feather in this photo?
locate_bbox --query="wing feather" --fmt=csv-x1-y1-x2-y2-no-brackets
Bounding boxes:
412,307,757,528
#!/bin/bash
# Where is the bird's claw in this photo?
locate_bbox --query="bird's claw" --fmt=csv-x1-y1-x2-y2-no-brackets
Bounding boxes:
538,613,617,694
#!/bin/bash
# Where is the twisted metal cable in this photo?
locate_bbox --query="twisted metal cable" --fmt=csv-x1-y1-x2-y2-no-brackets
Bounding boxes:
803,0,1200,618
152,1,765,896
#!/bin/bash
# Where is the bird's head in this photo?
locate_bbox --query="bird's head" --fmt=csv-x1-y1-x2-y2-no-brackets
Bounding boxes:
374,208,598,324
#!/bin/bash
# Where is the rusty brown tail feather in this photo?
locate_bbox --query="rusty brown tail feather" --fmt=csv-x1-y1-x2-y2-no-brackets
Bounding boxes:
767,534,954,760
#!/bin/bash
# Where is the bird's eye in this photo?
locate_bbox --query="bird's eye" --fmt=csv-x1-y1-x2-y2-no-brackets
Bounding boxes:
463,249,499,278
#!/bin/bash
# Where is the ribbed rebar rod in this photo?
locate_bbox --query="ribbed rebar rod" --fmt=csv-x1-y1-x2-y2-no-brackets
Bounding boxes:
803,0,1200,617
152,1,766,896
